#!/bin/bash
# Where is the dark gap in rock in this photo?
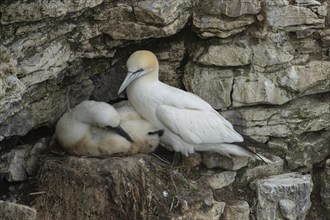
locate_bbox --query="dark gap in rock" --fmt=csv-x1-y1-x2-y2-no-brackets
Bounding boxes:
306,165,329,219
0,126,54,154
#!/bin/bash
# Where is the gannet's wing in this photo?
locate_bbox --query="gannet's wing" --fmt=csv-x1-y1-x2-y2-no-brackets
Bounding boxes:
156,105,243,145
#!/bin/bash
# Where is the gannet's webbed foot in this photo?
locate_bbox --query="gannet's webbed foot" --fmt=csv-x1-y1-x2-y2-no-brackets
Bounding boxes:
148,129,165,137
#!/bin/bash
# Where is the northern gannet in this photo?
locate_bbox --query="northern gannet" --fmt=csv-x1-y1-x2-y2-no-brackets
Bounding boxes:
118,50,271,163
55,100,163,157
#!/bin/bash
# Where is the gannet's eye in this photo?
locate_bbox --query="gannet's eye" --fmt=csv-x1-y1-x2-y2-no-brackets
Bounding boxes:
133,68,144,74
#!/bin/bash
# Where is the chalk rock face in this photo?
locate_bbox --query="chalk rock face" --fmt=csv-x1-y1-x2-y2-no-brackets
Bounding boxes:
251,173,313,220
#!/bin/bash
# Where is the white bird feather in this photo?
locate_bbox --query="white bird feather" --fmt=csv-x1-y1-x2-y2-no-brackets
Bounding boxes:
118,50,271,162
55,100,162,156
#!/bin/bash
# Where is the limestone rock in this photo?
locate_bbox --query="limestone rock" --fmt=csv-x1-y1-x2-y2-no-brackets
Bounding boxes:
321,159,330,216
279,199,298,220
192,13,255,39
223,95,330,139
252,43,293,67
0,200,37,220
285,130,330,170
26,138,48,176
0,138,48,182
0,0,103,24
157,40,186,88
237,156,284,184
251,173,313,220
223,200,249,220
176,190,226,220
0,80,94,140
232,69,293,106
98,0,192,40
183,62,234,109
295,0,321,7
202,152,249,171
0,146,27,182
206,171,237,190
19,40,73,87
276,61,330,96
191,43,252,66
265,5,325,31
197,0,261,17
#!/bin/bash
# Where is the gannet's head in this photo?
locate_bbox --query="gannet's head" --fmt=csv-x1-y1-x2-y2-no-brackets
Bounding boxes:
76,101,133,142
118,50,159,95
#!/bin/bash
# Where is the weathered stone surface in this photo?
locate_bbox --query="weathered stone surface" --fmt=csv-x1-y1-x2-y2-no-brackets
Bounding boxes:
265,5,325,31
0,138,48,182
0,200,37,220
206,171,236,190
157,40,186,88
26,138,48,176
19,40,73,87
202,152,249,171
98,0,192,40
251,173,313,220
276,61,330,96
251,43,293,67
176,190,226,220
0,0,103,24
237,156,284,183
192,14,255,39
285,130,330,170
191,43,252,66
232,69,293,106
223,200,250,220
0,80,94,141
197,0,261,17
223,95,330,140
321,159,330,216
183,62,234,109
0,146,27,182
295,0,321,7
279,199,297,220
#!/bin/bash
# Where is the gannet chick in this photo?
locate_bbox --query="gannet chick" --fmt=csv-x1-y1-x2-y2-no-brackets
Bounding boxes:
118,50,272,163
116,101,164,155
55,100,162,157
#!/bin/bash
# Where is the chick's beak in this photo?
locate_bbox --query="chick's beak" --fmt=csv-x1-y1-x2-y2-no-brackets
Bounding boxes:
105,125,133,142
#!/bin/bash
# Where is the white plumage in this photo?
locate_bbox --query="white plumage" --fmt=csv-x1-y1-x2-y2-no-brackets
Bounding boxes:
55,100,162,157
118,50,271,162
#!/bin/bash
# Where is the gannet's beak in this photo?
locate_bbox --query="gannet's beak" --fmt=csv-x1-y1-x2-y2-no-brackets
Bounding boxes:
105,125,133,142
118,68,144,95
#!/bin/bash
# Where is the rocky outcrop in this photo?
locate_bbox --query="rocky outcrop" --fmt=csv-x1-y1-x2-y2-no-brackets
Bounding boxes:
34,155,225,220
0,200,37,220
0,0,329,219
251,173,313,220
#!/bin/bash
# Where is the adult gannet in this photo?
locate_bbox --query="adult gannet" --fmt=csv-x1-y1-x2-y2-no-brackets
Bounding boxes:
118,50,271,163
55,100,163,157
